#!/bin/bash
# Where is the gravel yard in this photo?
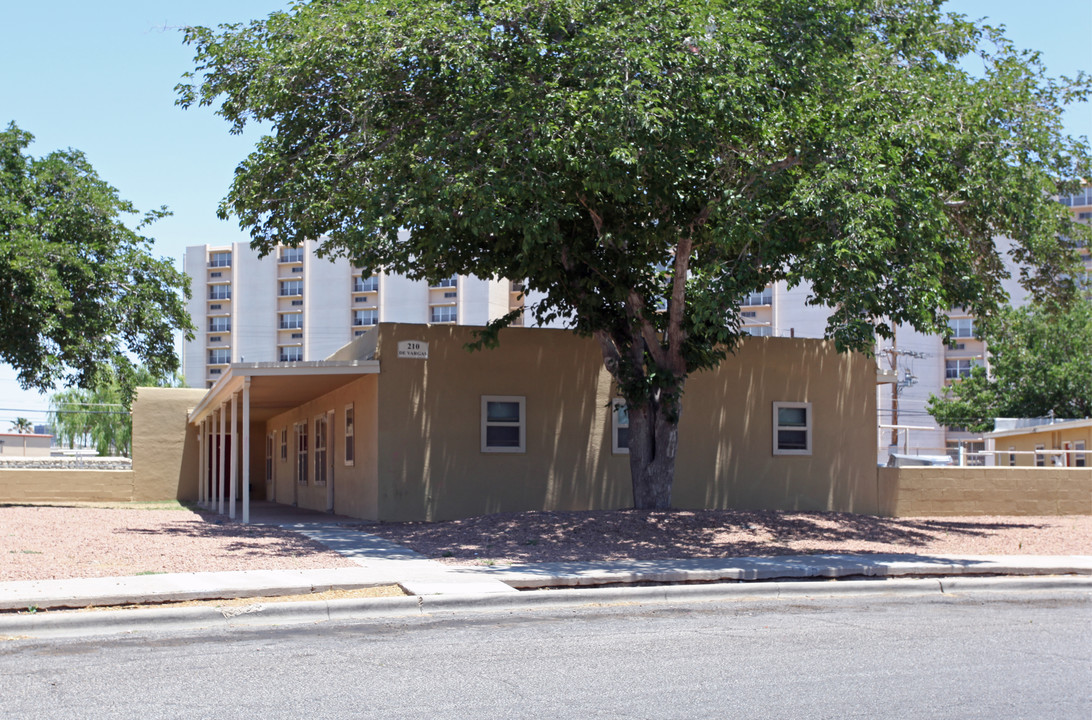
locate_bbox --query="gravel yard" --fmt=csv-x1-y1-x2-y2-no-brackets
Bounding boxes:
0,504,357,582
2,503,1089,582
368,509,1092,566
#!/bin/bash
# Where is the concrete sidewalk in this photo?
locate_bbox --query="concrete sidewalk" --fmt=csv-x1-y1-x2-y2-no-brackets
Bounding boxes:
2,516,1090,612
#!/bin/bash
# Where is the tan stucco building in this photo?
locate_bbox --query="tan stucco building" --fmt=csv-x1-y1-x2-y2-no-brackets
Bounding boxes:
986,418,1091,468
187,324,879,522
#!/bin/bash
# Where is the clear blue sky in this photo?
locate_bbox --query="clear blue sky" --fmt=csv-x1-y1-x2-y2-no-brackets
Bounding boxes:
1,0,1090,425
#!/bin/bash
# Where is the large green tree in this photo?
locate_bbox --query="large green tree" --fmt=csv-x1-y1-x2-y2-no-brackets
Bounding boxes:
0,123,194,394
928,300,1092,432
179,0,1091,509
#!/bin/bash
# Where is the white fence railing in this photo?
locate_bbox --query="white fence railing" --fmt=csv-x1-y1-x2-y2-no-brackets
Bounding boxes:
880,447,1088,468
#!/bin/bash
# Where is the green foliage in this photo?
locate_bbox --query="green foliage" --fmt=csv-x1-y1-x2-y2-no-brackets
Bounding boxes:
8,417,33,434
0,123,195,394
48,367,182,457
179,0,1091,506
928,300,1092,432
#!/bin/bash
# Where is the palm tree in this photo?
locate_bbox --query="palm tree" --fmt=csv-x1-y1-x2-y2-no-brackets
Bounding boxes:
9,417,33,434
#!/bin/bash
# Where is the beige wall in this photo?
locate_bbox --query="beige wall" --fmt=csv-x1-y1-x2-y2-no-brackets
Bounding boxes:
878,466,1092,516
993,425,1091,468
371,324,877,521
673,338,877,514
131,387,207,501
264,375,380,519
0,469,134,502
0,387,205,503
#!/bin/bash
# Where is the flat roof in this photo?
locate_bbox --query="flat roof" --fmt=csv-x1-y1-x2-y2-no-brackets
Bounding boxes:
985,417,1092,439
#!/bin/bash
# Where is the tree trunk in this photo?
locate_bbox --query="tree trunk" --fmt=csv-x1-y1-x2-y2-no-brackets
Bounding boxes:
625,396,682,510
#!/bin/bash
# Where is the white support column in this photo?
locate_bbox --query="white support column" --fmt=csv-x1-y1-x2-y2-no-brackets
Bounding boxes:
229,392,238,520
242,380,251,525
207,417,215,509
218,404,226,515
198,420,205,506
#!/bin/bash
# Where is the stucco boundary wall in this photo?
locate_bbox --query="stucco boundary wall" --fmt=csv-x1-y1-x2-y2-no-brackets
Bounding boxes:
0,469,135,503
0,386,206,504
878,467,1092,516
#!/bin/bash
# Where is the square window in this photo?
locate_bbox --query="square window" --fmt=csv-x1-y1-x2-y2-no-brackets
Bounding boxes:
772,402,812,455
611,399,629,455
481,396,525,453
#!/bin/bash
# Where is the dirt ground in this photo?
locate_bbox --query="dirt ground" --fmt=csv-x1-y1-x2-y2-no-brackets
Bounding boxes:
2,502,1088,581
366,508,1092,566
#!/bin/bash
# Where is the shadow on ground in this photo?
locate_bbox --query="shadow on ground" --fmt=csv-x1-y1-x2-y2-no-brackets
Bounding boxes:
364,509,1051,564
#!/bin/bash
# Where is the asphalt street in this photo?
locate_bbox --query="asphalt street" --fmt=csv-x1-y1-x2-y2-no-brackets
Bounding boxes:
1,589,1089,719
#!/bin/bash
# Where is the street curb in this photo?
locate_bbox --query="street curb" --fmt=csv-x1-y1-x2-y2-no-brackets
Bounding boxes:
3,575,1088,640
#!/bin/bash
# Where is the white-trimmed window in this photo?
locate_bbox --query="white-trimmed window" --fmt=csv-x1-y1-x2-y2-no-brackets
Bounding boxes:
280,428,287,461
1076,441,1087,468
297,422,309,484
1035,443,1045,467
947,317,975,338
481,396,525,453
354,275,378,293
1008,446,1016,467
314,415,328,486
280,279,303,296
773,402,812,455
431,305,457,323
344,404,355,465
945,359,976,380
354,309,378,327
611,399,630,454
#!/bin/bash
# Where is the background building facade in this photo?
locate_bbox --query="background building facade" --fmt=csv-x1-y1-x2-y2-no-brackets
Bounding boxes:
183,237,530,389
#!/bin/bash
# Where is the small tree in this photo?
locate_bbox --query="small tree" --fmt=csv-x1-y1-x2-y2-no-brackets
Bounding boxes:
181,0,1091,508
48,367,182,457
0,123,194,395
8,418,33,434
928,300,1092,432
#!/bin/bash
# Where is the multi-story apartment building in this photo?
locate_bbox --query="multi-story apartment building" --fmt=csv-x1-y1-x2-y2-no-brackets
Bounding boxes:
183,238,528,388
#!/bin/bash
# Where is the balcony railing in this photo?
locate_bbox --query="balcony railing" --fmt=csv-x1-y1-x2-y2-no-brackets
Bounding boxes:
354,276,379,293
741,291,773,306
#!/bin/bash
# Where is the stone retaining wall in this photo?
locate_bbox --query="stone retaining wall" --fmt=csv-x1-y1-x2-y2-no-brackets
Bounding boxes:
0,457,132,471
